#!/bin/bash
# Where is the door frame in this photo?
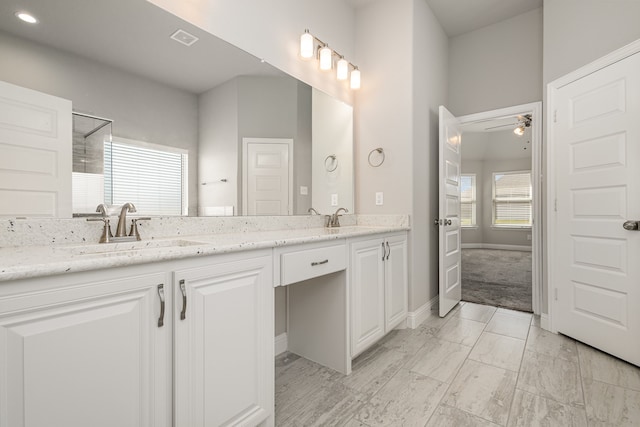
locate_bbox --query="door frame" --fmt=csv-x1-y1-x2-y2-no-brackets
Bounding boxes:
241,137,294,216
457,101,543,315
546,38,640,333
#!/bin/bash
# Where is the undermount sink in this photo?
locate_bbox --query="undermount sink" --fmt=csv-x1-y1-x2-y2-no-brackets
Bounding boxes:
59,239,205,257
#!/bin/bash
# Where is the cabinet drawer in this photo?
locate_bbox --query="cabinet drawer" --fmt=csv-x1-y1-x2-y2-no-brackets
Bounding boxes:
281,244,346,285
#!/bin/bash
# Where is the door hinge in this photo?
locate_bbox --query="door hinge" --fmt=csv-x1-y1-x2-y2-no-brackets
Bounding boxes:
554,288,558,301
554,110,557,123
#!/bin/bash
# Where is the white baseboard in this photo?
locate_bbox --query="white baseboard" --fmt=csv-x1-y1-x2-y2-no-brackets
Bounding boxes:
275,333,288,356
462,243,532,252
405,296,438,329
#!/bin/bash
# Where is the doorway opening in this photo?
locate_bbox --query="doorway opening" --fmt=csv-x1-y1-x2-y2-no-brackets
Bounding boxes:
458,102,542,314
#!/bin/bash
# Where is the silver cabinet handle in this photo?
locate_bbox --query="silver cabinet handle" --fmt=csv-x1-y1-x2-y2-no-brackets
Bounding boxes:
179,279,187,320
623,220,639,231
382,242,385,260
311,259,329,266
386,241,390,260
157,284,165,328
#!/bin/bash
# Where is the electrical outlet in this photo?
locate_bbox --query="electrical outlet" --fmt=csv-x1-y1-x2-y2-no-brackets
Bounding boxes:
375,192,383,206
331,194,338,206
300,186,308,195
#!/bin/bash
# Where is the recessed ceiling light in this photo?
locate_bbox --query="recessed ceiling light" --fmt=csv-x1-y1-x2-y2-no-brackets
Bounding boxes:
15,12,38,24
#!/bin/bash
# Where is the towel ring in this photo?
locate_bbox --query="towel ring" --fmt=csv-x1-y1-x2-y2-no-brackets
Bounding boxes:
368,148,385,167
324,154,338,172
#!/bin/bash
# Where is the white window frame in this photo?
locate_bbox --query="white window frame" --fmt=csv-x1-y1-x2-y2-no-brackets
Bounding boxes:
460,174,477,228
105,136,188,216
492,170,532,229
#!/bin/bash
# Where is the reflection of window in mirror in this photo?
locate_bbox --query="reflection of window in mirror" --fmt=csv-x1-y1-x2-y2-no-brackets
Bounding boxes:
72,133,189,216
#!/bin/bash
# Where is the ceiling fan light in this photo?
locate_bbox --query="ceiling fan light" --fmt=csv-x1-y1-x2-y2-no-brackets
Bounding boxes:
514,125,525,136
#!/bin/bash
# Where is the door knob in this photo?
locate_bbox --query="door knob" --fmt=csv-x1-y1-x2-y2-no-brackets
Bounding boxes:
623,220,639,231
445,219,452,226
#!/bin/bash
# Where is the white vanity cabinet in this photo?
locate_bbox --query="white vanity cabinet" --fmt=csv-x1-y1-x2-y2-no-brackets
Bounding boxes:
0,270,171,427
173,253,274,427
0,249,274,427
349,232,408,357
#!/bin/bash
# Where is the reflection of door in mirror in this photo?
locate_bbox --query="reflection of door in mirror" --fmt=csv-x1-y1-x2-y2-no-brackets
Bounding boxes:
242,138,293,216
0,81,72,218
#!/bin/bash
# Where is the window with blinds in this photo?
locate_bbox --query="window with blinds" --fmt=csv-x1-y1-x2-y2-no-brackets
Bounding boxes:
460,174,476,227
104,138,188,216
492,171,532,227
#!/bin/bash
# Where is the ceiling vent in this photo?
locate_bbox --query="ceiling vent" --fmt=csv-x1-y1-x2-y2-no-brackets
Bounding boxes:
170,29,199,47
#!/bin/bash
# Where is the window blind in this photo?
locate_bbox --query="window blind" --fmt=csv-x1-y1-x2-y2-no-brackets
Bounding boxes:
460,174,476,226
493,171,532,226
105,141,187,216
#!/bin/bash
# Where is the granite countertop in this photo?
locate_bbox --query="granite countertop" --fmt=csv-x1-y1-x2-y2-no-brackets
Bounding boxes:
0,225,409,282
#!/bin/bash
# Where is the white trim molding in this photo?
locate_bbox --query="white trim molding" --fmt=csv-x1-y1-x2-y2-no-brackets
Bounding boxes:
405,296,438,329
461,243,532,252
275,333,288,356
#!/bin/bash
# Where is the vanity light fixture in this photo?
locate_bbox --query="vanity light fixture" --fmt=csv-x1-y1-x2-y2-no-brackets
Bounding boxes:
319,45,333,70
15,12,38,24
336,57,349,80
299,29,360,89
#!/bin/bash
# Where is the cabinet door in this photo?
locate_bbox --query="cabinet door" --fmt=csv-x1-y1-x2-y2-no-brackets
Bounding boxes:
174,254,273,427
0,273,169,427
385,234,409,331
350,238,385,357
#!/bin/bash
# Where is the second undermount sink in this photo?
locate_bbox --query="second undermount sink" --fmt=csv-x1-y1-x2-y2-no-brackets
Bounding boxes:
59,239,205,257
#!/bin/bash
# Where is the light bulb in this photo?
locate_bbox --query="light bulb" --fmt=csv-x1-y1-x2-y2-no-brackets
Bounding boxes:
350,68,361,89
15,12,38,24
336,58,348,80
300,30,314,59
514,125,525,136
319,45,332,70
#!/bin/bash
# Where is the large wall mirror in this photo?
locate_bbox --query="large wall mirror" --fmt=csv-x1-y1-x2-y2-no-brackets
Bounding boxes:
0,0,354,218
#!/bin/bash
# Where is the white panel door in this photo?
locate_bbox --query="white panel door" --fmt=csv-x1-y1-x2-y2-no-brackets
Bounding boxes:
384,234,408,331
350,238,385,357
174,254,273,427
0,273,169,427
438,106,463,317
243,138,292,215
554,52,640,366
0,80,72,217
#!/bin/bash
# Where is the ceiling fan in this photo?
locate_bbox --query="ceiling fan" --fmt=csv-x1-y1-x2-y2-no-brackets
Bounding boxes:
484,114,532,135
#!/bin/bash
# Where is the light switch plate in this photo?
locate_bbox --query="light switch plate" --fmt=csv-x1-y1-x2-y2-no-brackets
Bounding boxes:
300,186,308,195
331,194,338,206
375,192,383,206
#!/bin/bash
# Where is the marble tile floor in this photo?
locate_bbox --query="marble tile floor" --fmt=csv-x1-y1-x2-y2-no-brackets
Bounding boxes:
275,302,640,426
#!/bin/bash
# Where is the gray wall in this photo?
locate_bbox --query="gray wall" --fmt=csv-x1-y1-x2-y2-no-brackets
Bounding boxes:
448,8,543,116
0,30,200,215
355,0,449,312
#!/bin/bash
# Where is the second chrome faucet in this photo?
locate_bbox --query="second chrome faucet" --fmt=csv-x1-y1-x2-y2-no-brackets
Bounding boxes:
89,203,150,243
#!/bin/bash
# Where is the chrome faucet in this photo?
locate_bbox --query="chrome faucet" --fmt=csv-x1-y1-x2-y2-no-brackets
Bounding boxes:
328,207,349,228
115,202,137,237
308,207,320,215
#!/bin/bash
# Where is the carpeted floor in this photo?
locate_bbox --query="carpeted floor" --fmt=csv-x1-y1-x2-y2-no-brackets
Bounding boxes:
461,248,532,312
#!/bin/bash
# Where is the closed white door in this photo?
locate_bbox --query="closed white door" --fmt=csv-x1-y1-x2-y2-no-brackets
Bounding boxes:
0,80,72,217
438,106,463,317
553,52,640,366
242,138,292,215
173,254,273,427
0,273,169,427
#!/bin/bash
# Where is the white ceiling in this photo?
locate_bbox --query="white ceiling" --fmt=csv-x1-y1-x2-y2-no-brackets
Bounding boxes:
0,0,284,94
346,0,543,37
